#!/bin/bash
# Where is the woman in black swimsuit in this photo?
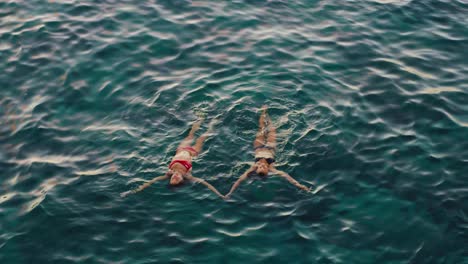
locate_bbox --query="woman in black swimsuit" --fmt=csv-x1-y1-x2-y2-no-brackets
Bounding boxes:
225,106,311,198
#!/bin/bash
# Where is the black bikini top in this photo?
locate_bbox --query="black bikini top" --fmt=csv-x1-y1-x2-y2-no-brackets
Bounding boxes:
255,157,275,164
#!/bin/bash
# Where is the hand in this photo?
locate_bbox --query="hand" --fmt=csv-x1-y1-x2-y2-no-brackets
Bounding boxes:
120,190,132,198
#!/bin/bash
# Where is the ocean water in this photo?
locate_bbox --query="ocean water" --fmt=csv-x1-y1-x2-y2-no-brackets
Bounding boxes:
1,0,468,263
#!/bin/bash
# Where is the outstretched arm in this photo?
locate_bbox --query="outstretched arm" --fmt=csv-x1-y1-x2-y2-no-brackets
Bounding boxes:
186,174,224,199
121,172,171,197
225,166,256,198
270,168,310,192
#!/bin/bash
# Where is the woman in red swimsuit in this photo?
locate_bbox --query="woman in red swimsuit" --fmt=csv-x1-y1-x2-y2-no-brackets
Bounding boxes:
225,106,311,198
121,118,224,198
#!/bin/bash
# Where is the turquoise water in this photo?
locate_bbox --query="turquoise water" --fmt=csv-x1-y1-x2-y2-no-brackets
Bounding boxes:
1,0,468,263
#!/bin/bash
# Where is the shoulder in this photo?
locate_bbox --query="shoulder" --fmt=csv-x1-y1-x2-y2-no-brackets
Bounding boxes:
183,173,195,180
269,167,280,174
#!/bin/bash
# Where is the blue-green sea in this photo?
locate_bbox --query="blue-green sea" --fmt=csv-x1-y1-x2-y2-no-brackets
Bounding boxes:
1,0,468,263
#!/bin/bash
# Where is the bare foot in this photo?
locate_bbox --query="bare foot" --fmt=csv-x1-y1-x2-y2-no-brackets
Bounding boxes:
261,104,268,114
206,119,219,134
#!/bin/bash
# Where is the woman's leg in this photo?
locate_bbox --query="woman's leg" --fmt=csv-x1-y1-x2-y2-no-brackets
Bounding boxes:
253,106,268,149
193,132,209,153
179,118,204,148
265,115,276,150
193,119,216,153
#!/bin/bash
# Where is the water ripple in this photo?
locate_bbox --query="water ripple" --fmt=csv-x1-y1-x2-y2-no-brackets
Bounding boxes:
1,0,467,263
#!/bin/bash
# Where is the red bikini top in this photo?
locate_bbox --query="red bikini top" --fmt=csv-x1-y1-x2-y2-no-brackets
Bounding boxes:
169,160,192,172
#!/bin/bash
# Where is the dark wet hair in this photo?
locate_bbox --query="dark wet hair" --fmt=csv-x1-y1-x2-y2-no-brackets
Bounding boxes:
255,157,275,164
